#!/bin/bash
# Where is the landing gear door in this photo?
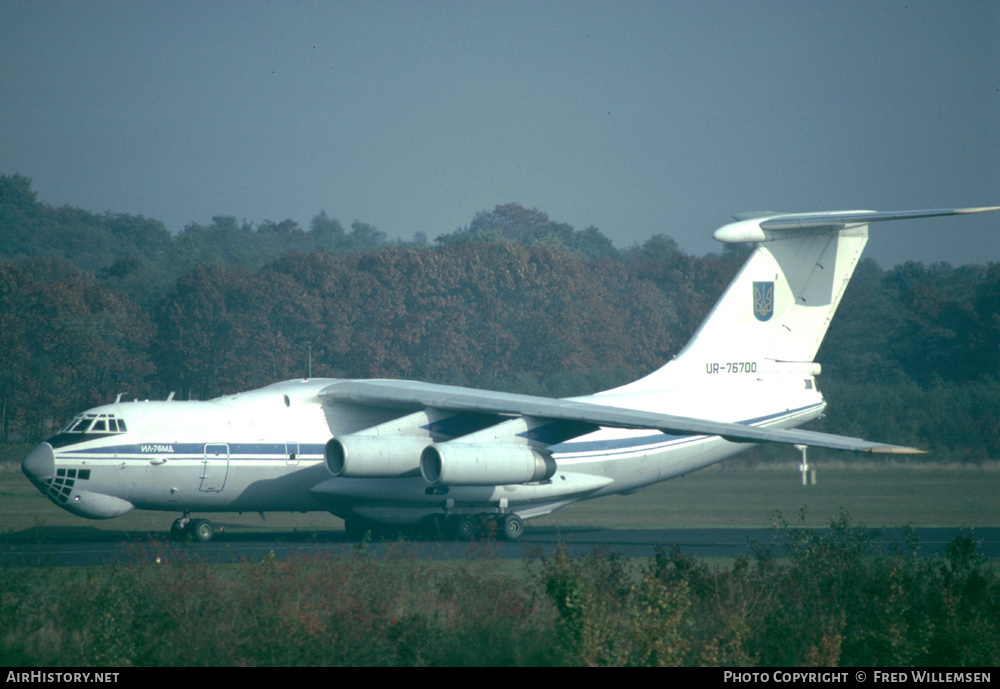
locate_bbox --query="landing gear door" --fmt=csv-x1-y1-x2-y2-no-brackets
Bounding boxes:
200,444,230,492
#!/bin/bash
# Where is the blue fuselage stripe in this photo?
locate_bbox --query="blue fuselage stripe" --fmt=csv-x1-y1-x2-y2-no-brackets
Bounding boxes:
53,403,823,463
58,443,327,459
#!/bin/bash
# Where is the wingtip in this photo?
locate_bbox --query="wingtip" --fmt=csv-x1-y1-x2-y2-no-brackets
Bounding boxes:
865,446,926,455
955,206,1000,215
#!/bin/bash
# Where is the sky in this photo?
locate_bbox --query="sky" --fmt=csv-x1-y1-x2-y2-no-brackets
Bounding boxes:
2,0,998,267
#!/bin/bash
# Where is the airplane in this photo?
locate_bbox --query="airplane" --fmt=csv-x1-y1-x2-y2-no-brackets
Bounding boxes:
21,206,999,542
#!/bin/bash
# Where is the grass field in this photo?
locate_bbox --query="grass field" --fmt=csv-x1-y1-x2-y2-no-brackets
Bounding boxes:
2,459,997,540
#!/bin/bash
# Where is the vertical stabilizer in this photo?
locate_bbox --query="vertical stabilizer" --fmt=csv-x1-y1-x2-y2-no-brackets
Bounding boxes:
678,221,867,368
612,207,999,394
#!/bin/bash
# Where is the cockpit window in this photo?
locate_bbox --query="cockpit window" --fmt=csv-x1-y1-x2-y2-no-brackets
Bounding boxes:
67,417,92,433
60,413,128,434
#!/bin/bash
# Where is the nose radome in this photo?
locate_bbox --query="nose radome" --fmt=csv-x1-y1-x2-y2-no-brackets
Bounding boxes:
22,442,55,482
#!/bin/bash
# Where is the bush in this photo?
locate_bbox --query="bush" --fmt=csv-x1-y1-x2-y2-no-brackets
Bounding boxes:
3,518,997,666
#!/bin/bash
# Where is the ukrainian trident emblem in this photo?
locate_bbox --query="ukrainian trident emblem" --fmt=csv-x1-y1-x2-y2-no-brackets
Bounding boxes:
753,281,774,321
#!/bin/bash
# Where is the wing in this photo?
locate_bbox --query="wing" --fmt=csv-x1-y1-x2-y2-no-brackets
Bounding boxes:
319,379,921,454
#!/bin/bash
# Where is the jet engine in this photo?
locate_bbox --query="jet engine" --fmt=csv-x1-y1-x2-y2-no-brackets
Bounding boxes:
325,436,429,478
420,443,556,486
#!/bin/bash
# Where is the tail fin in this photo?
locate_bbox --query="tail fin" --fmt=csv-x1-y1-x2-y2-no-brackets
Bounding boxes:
620,207,998,391
680,211,869,369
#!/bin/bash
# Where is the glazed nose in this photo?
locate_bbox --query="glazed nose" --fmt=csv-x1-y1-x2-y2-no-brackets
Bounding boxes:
22,442,55,482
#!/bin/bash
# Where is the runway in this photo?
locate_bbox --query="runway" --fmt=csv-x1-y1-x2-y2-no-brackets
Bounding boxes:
2,525,997,568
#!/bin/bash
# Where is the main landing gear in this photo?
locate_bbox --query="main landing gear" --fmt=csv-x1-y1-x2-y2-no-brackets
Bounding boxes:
444,513,525,541
170,513,216,542
342,512,525,542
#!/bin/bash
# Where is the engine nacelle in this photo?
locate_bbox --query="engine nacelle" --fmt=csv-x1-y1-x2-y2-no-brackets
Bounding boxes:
420,443,556,486
325,435,429,478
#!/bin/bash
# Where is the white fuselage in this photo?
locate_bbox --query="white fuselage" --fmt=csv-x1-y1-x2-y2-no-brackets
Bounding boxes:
24,372,824,524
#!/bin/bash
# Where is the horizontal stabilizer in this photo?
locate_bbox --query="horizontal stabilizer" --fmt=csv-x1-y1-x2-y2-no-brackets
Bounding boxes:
320,380,923,455
714,206,999,243
759,207,1000,231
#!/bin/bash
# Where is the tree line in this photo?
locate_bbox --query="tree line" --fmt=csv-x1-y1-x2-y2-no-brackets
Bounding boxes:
1,174,997,462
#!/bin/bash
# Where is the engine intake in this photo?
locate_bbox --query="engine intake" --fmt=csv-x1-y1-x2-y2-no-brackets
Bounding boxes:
325,436,429,478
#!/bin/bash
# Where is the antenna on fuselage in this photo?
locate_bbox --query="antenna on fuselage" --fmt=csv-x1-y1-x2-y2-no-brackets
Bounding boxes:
114,392,126,404
166,391,176,401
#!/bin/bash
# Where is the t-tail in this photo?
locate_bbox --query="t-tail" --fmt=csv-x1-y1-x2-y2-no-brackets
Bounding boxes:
610,207,999,397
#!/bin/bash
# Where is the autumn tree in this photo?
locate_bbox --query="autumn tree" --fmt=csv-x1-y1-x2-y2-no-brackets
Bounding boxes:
153,263,321,398
0,260,154,439
436,204,620,261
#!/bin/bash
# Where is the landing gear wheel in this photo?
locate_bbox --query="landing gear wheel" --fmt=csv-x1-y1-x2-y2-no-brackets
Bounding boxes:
451,515,477,540
501,514,524,540
190,518,215,542
170,517,189,541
